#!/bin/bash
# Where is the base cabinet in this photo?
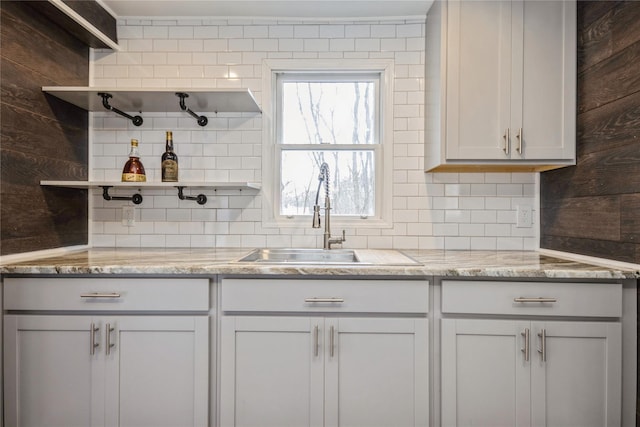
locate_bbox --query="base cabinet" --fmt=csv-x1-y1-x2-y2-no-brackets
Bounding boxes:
441,319,622,427
2,277,210,427
220,316,428,427
4,315,208,427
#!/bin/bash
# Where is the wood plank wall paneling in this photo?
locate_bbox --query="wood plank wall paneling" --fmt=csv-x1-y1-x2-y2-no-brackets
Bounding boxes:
0,0,89,256
540,1,640,266
61,0,118,43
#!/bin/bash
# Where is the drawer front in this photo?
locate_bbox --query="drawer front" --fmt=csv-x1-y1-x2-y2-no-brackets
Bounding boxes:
221,278,429,314
441,280,622,317
4,278,209,311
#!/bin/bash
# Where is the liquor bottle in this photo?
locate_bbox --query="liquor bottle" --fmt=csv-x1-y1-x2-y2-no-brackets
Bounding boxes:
161,130,179,182
121,139,146,182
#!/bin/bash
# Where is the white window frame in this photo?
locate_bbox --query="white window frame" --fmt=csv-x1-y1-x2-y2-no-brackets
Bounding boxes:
262,59,394,229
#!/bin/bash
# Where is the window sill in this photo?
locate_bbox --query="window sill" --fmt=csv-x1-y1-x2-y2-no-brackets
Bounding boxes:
262,216,393,230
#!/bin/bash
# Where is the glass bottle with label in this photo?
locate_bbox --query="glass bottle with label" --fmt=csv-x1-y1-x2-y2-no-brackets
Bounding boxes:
121,139,146,182
161,130,179,182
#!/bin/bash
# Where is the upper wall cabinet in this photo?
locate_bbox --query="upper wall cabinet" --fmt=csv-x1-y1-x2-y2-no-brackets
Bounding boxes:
425,0,577,172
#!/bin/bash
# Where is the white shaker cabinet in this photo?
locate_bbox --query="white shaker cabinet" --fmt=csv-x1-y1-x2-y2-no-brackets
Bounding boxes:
4,315,103,427
323,317,428,427
220,316,324,427
425,0,576,171
442,319,621,427
440,280,623,427
3,278,209,427
530,321,621,427
219,278,429,427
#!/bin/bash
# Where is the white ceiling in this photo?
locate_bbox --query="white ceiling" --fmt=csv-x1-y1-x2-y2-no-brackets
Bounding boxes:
99,0,432,19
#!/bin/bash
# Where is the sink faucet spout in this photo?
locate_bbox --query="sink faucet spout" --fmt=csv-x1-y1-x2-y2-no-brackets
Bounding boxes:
312,162,346,249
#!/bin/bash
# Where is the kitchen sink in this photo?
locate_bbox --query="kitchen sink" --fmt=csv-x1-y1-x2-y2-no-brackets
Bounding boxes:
236,248,362,264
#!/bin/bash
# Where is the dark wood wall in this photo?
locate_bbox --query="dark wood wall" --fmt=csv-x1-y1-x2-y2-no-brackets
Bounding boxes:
540,1,640,265
1,1,90,256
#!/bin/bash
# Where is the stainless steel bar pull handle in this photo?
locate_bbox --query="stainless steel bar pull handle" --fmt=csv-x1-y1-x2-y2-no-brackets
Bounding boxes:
329,326,335,358
503,128,510,155
304,297,344,303
314,325,319,357
538,329,547,362
516,128,523,154
90,323,99,355
521,328,530,362
106,323,115,355
514,297,557,303
81,292,121,298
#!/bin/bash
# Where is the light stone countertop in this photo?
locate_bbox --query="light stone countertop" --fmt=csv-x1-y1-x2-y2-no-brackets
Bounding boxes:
1,248,638,279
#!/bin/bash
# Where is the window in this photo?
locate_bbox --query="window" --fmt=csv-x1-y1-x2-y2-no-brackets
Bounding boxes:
263,60,393,227
277,73,381,217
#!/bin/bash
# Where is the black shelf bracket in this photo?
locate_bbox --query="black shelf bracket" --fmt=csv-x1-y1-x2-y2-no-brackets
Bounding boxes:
176,92,208,126
176,186,207,205
98,93,143,126
101,186,143,205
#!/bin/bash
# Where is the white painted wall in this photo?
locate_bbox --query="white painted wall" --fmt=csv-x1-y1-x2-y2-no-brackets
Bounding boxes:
90,17,536,250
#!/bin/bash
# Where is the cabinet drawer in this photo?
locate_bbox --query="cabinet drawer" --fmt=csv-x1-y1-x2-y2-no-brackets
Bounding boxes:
221,278,428,314
4,278,209,311
441,280,622,317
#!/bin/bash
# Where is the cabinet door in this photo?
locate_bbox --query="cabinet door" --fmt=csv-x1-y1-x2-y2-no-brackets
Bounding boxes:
512,0,576,160
441,319,531,427
530,322,622,427
445,0,513,160
104,316,208,427
220,316,324,427
324,318,429,427
3,315,105,427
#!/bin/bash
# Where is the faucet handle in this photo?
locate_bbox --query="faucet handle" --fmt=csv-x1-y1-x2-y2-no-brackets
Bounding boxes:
328,230,346,248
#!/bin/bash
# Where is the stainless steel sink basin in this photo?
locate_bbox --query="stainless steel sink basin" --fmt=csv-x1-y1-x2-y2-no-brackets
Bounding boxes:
237,248,361,264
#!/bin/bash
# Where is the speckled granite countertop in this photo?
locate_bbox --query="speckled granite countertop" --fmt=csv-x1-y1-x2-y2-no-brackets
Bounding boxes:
1,248,638,279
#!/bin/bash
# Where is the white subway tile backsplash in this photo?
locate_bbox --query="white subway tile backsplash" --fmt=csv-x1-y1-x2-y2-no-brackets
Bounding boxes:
240,234,267,247
460,223,485,237
459,197,485,210
254,39,279,51
433,223,458,237
445,237,470,250
229,39,254,51
345,24,371,38
356,39,381,52
485,224,512,237
193,26,219,39
433,197,458,210
169,26,194,39
203,39,228,51
497,237,525,251
471,210,497,224
90,17,537,250
485,197,513,210
445,210,471,223
419,236,445,249
319,25,345,38
279,39,304,51
330,38,355,51
470,237,497,250
370,24,395,38
190,235,216,247
304,39,329,52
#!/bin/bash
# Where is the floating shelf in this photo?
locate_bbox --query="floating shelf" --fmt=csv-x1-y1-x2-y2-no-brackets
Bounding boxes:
40,181,261,191
42,87,262,114
41,181,261,206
